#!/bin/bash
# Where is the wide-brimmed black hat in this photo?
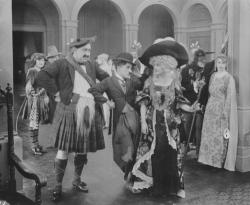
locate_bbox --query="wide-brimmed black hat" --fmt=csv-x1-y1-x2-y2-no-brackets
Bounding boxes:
69,36,96,48
113,52,136,66
194,49,206,57
139,39,189,68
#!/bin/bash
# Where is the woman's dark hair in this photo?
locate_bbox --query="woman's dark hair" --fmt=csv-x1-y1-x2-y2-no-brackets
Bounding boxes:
29,53,45,68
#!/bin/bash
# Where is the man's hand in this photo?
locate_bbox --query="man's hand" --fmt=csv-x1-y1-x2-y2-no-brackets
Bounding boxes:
107,100,115,109
197,79,206,90
192,101,201,111
193,79,206,93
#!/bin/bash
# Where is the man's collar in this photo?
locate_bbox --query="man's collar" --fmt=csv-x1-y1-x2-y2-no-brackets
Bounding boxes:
115,73,125,82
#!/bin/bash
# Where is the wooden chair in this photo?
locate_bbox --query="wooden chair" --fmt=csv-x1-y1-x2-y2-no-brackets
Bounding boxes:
0,84,47,205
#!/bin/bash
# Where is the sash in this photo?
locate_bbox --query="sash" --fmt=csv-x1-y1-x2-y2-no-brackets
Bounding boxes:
66,55,95,87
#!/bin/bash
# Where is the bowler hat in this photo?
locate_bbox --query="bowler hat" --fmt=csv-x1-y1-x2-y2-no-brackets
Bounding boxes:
113,52,135,66
69,36,96,48
139,37,188,68
47,45,61,58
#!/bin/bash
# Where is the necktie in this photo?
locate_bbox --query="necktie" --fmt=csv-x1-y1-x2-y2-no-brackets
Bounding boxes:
120,79,126,93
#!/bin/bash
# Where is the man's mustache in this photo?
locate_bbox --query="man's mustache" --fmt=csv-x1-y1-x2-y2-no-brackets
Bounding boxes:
83,55,90,58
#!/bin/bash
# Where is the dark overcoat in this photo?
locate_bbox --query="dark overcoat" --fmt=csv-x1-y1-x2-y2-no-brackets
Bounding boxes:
88,75,142,171
89,75,141,132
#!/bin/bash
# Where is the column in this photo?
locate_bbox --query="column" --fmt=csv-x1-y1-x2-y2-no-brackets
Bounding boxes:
60,19,78,54
210,23,227,58
123,24,139,52
175,27,188,46
0,0,13,87
228,0,250,172
0,0,24,190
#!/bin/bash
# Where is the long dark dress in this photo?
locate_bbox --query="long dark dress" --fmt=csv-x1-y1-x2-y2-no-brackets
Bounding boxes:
132,76,184,195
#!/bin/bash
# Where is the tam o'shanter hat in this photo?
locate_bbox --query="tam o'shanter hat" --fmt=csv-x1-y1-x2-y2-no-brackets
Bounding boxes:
47,45,61,58
139,37,189,68
69,36,96,48
113,52,136,66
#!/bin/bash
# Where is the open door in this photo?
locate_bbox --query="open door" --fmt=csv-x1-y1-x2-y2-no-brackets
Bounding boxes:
13,31,43,86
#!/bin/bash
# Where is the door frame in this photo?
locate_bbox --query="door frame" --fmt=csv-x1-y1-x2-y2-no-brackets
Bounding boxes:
13,24,46,52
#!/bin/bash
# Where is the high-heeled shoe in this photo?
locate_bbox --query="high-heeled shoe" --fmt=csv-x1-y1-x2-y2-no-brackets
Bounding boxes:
72,181,89,193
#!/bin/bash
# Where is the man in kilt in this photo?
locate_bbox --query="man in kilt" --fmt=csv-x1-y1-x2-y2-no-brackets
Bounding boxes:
36,37,109,201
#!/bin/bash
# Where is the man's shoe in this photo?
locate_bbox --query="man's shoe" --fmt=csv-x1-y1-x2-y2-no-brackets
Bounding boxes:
125,182,141,194
51,185,62,202
37,145,47,153
72,181,89,193
31,147,43,155
176,189,185,198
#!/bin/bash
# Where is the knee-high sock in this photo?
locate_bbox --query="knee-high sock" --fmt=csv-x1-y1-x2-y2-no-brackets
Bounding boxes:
55,158,68,185
29,129,39,148
73,154,87,184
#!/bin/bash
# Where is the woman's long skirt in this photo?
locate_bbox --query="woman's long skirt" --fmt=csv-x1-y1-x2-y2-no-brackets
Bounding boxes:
132,109,184,194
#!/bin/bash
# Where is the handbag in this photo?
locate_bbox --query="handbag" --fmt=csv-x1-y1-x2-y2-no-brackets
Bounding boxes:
224,128,231,139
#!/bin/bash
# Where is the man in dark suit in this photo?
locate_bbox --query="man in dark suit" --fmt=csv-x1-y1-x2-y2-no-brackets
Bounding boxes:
199,60,215,107
89,52,143,192
181,49,207,156
36,37,109,201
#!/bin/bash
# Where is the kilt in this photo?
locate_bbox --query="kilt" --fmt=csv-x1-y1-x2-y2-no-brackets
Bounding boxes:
52,101,105,153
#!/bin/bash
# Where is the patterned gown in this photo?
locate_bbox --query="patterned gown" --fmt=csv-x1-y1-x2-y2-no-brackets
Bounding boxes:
132,76,185,195
198,72,232,168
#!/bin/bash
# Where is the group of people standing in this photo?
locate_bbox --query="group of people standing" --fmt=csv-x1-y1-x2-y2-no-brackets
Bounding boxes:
180,47,238,172
22,34,238,202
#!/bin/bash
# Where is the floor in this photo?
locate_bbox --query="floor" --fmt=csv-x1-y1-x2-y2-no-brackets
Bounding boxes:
1,87,250,205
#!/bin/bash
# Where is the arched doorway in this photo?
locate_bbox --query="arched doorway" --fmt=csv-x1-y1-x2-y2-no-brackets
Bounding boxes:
138,5,174,53
12,0,60,85
77,0,123,59
186,4,212,59
221,3,228,32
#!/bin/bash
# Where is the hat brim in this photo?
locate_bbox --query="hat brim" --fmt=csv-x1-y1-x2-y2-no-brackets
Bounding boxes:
113,57,136,66
139,40,189,68
205,51,215,55
46,52,62,58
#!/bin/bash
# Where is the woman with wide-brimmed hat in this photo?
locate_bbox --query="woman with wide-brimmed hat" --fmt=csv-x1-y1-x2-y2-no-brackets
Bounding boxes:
131,37,188,198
